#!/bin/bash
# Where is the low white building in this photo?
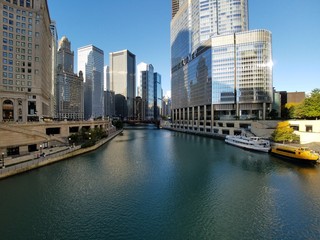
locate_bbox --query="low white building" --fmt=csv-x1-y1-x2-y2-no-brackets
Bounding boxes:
289,120,320,144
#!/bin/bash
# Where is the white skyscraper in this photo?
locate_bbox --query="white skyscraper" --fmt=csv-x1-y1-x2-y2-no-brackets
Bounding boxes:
78,45,104,120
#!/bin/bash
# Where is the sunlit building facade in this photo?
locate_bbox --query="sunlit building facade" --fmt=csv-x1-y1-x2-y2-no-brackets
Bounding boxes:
137,62,154,120
77,45,104,120
56,36,84,120
171,0,273,133
0,0,54,122
109,49,136,119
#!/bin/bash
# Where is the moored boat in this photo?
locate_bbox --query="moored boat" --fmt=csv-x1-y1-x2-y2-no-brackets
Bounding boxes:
225,135,271,152
271,145,319,164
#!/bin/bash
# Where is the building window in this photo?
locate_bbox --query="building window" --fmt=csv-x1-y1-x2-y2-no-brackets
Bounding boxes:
306,125,313,132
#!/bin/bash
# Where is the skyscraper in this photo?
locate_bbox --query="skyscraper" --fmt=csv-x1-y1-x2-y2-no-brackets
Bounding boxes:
50,21,58,118
171,0,273,133
154,72,162,120
77,45,104,120
103,65,115,117
109,49,136,119
56,36,84,120
0,0,54,122
137,62,154,120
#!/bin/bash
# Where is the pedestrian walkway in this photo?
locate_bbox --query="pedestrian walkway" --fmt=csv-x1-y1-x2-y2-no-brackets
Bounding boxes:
0,129,123,179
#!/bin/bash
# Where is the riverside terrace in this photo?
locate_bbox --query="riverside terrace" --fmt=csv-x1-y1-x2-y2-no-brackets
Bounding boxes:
0,129,122,180
0,119,115,159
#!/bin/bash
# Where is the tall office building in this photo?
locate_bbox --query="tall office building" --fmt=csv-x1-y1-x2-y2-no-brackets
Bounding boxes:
137,62,154,120
104,65,110,91
154,72,162,120
56,36,84,120
171,0,273,133
50,21,58,118
103,65,114,117
109,49,136,119
78,45,104,120
0,0,54,122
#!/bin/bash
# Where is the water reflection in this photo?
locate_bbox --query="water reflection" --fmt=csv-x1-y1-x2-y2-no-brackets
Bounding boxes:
0,128,319,239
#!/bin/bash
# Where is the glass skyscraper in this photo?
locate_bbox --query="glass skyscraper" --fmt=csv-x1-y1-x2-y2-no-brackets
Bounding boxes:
77,45,104,120
137,62,154,120
154,72,162,120
171,0,273,132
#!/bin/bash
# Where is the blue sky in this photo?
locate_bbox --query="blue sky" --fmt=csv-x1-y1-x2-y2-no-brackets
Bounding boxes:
48,0,320,96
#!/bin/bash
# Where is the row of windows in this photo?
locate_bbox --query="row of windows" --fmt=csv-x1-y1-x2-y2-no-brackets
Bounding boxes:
2,86,33,92
3,19,34,29
3,66,32,74
3,25,38,37
1,39,36,47
4,0,32,8
3,79,32,85
3,42,37,51
3,5,35,16
3,47,32,57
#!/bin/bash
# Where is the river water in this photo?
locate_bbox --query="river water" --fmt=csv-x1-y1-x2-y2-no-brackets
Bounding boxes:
0,128,320,239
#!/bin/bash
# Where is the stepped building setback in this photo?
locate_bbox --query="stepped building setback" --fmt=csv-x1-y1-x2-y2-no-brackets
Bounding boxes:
56,36,84,121
170,0,273,134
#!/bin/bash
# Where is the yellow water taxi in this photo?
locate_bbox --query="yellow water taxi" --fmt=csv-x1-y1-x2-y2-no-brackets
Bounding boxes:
271,145,319,164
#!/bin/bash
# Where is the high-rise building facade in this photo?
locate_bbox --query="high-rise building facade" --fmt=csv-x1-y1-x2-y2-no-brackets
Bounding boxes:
109,49,136,119
154,72,162,120
103,65,115,118
49,21,58,118
171,0,273,133
137,62,154,120
56,36,84,120
77,45,104,120
0,0,54,122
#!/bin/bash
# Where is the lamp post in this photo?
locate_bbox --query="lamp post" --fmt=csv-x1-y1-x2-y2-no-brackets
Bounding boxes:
1,152,4,168
40,144,42,156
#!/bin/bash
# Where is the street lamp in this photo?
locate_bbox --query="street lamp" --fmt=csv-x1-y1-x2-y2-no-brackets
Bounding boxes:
40,144,42,156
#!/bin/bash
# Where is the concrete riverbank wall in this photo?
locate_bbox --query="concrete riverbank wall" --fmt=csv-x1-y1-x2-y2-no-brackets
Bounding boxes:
0,130,123,180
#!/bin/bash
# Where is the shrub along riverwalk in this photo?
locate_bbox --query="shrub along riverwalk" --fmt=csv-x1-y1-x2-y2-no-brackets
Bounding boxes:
0,129,123,180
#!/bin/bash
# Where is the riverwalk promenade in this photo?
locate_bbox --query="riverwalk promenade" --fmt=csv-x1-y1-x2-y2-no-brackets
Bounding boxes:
0,129,123,180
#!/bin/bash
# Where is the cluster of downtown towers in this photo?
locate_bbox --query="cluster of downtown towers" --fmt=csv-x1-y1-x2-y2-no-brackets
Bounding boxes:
0,0,273,126
0,0,165,122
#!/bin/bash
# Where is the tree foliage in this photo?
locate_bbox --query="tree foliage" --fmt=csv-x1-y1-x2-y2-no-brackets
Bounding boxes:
112,120,123,130
284,88,320,119
271,121,300,143
68,127,108,148
302,88,320,118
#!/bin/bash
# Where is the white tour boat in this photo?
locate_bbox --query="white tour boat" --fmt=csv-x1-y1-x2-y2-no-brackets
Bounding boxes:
225,135,271,153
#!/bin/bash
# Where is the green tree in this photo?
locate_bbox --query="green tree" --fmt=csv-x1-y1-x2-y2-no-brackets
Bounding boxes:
285,102,300,119
112,120,123,130
271,121,300,143
301,88,320,119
